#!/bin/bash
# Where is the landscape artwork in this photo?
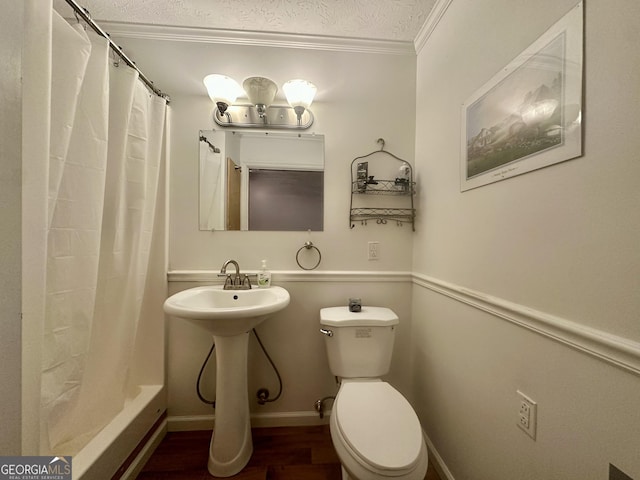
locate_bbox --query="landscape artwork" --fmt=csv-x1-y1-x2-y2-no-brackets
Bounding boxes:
460,2,583,191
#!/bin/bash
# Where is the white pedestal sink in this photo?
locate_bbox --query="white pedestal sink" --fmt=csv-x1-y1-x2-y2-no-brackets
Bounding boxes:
164,285,290,477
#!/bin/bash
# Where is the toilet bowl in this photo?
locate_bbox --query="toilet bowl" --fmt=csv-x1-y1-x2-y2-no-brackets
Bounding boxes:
331,380,428,479
320,306,428,480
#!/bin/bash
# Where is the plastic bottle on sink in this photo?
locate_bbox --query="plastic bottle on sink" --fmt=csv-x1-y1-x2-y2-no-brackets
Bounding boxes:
257,259,272,288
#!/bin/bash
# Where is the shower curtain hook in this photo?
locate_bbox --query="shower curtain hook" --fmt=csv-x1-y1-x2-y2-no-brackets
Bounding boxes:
110,49,120,67
72,9,86,30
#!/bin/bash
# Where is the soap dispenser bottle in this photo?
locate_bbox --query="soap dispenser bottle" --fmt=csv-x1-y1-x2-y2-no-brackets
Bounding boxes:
257,259,272,288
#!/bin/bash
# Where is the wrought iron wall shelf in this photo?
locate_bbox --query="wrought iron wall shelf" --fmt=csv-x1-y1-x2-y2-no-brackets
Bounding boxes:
351,179,416,195
349,139,416,231
350,208,415,227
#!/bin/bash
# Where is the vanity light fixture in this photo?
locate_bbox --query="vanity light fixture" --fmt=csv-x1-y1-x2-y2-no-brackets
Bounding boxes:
203,74,317,130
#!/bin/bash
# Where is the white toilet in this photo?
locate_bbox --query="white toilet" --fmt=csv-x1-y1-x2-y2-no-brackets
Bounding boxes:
320,306,428,480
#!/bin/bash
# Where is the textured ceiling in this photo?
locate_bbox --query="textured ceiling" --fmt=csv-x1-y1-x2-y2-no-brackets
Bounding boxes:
60,0,436,42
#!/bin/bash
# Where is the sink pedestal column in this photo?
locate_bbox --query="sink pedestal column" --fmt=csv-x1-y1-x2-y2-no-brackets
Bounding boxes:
207,331,253,477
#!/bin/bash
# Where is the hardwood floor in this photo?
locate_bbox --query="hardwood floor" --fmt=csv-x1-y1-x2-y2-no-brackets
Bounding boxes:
138,425,442,480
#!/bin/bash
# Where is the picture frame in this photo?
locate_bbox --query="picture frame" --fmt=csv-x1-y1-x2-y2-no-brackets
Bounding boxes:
460,1,583,191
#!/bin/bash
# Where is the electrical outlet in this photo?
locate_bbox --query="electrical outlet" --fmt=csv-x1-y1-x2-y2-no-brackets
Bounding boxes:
368,241,379,260
517,390,537,440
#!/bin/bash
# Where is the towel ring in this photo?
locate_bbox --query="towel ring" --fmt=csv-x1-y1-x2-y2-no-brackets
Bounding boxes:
296,241,322,270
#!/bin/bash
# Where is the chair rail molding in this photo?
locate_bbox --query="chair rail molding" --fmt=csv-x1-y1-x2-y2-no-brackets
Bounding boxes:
412,273,640,377
167,270,413,283
165,269,640,375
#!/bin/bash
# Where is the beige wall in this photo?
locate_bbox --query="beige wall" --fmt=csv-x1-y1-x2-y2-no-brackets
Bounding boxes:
111,1,640,477
139,41,419,423
412,0,640,478
161,44,416,271
167,277,415,423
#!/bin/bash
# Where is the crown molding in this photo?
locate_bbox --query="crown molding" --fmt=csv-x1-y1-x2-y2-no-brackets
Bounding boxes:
414,0,453,54
100,22,417,56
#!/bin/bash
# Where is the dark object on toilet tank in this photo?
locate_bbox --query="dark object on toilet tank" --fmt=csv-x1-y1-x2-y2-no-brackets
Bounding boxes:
348,298,362,312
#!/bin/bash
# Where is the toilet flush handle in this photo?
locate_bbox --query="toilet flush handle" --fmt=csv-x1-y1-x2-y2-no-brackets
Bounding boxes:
319,328,333,337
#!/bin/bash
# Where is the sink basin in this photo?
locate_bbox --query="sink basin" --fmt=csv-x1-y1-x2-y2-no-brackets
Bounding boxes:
164,285,290,336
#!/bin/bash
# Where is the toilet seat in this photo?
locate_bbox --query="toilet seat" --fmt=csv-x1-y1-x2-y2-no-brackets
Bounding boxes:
334,381,423,475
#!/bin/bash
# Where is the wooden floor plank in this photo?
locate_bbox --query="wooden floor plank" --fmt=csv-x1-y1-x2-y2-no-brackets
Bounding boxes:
267,464,342,480
138,425,441,480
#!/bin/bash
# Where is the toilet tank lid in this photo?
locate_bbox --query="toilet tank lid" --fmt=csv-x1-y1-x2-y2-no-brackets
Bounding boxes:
320,306,399,327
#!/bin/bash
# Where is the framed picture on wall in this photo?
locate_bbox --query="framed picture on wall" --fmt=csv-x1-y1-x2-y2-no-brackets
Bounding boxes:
460,1,583,191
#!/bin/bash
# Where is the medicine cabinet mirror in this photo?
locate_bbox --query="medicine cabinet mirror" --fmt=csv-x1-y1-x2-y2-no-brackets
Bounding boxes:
199,130,324,231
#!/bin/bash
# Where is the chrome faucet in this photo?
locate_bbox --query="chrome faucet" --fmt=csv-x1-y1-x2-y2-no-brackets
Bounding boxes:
220,259,240,276
219,259,253,290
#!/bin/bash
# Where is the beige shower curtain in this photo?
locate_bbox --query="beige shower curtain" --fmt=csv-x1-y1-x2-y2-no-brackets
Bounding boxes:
28,5,167,455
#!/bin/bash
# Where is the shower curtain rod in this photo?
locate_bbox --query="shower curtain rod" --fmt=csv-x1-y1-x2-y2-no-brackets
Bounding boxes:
199,135,221,153
63,0,170,103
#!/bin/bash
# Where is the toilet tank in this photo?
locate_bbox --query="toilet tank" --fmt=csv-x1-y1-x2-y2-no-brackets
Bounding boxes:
320,306,399,378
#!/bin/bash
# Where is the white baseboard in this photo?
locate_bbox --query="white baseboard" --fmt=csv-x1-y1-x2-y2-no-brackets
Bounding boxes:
424,430,455,480
167,410,330,432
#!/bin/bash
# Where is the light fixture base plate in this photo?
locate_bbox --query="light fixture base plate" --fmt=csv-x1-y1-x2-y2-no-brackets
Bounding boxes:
213,104,314,129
